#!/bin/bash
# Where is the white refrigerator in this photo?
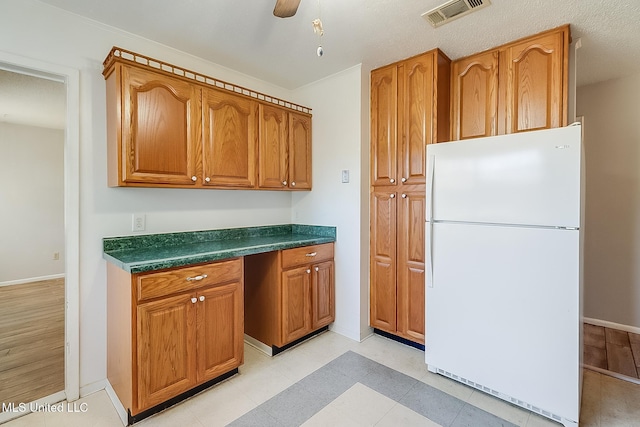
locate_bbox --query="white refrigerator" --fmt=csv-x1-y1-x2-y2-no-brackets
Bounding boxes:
425,125,583,427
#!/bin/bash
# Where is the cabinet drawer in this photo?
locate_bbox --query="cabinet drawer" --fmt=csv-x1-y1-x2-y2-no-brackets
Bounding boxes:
136,258,242,301
282,243,333,269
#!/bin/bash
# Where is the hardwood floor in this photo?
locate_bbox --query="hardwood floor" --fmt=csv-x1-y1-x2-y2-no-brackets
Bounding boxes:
0,278,65,406
584,322,640,379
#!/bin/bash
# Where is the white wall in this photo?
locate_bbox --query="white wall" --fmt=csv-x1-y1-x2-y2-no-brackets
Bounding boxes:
0,122,64,282
0,0,302,390
577,73,640,329
292,65,371,341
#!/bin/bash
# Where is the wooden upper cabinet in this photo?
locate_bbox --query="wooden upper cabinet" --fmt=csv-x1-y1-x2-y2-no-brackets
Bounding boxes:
202,88,256,188
258,104,288,189
289,112,312,190
115,65,200,185
103,49,311,191
400,55,434,185
371,65,398,186
450,25,569,140
500,27,568,134
451,50,499,140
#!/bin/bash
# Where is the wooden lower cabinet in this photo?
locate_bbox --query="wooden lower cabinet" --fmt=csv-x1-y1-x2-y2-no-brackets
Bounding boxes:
107,258,244,417
244,243,335,351
370,186,425,345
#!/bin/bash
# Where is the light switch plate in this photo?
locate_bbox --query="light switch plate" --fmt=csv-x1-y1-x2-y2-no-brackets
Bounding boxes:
341,170,349,183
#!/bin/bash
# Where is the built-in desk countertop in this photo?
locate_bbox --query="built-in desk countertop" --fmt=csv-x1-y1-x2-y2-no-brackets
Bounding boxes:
103,224,336,274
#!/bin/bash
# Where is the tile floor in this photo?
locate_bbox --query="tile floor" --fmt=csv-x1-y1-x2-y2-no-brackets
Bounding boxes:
3,331,640,426
583,323,640,379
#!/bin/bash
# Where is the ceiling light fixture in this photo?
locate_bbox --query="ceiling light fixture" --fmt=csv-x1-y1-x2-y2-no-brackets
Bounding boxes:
313,0,324,57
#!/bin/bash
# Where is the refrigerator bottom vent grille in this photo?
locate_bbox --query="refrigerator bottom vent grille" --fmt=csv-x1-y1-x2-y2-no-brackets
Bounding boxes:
435,368,564,423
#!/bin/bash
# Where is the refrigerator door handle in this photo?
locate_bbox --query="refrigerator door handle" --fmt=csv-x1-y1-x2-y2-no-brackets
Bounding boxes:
426,155,435,222
426,221,434,288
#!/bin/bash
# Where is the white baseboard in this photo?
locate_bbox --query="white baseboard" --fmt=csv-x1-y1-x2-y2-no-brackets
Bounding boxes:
244,334,272,356
79,379,107,398
583,317,640,335
583,364,640,386
104,380,128,426
0,273,65,287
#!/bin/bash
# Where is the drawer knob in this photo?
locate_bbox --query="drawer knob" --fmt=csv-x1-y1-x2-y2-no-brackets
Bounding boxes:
305,252,317,257
199,295,205,302
191,297,197,304
186,274,208,282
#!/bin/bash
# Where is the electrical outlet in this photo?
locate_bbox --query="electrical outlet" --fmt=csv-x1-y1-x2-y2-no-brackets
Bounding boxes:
132,213,146,232
341,169,350,183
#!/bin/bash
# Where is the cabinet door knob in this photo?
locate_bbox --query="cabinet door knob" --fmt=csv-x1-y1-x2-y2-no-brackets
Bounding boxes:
315,267,319,272
306,269,311,274
401,177,407,183
199,295,205,302
401,194,407,198
305,252,317,257
191,176,197,182
205,177,211,183
186,274,208,282
390,194,395,199
191,297,197,304
389,178,395,183
282,180,288,186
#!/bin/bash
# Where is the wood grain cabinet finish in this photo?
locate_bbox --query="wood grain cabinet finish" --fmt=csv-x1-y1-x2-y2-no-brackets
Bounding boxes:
451,50,499,140
257,106,312,190
369,49,449,345
104,58,312,191
106,65,200,186
244,243,334,350
499,28,568,134
451,25,569,140
202,88,256,188
107,258,244,416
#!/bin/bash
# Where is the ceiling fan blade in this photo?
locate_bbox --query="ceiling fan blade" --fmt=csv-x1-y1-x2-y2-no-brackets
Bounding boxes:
273,0,301,18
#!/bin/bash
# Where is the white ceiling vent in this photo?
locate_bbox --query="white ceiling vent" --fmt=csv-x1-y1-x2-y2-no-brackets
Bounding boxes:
422,0,491,28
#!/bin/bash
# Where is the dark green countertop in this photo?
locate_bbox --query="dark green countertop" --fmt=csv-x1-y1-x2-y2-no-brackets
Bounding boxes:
103,224,336,274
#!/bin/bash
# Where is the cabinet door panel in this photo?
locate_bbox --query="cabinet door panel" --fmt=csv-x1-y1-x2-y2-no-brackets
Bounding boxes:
122,66,199,184
370,190,397,331
311,261,334,329
289,112,312,189
137,294,196,411
258,104,288,189
502,30,567,133
451,51,499,140
196,282,244,383
401,54,434,185
202,89,256,187
371,65,398,186
281,266,311,345
397,188,426,344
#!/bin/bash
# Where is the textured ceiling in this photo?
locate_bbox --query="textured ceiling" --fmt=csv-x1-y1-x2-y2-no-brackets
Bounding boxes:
35,0,640,89
4,1,640,130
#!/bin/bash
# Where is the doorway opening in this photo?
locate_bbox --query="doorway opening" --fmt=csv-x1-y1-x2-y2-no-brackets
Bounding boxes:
0,54,80,423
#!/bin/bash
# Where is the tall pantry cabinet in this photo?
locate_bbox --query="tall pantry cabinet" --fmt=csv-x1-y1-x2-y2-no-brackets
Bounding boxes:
369,49,450,345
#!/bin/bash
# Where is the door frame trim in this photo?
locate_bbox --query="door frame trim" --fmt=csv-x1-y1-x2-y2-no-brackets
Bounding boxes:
0,51,81,404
